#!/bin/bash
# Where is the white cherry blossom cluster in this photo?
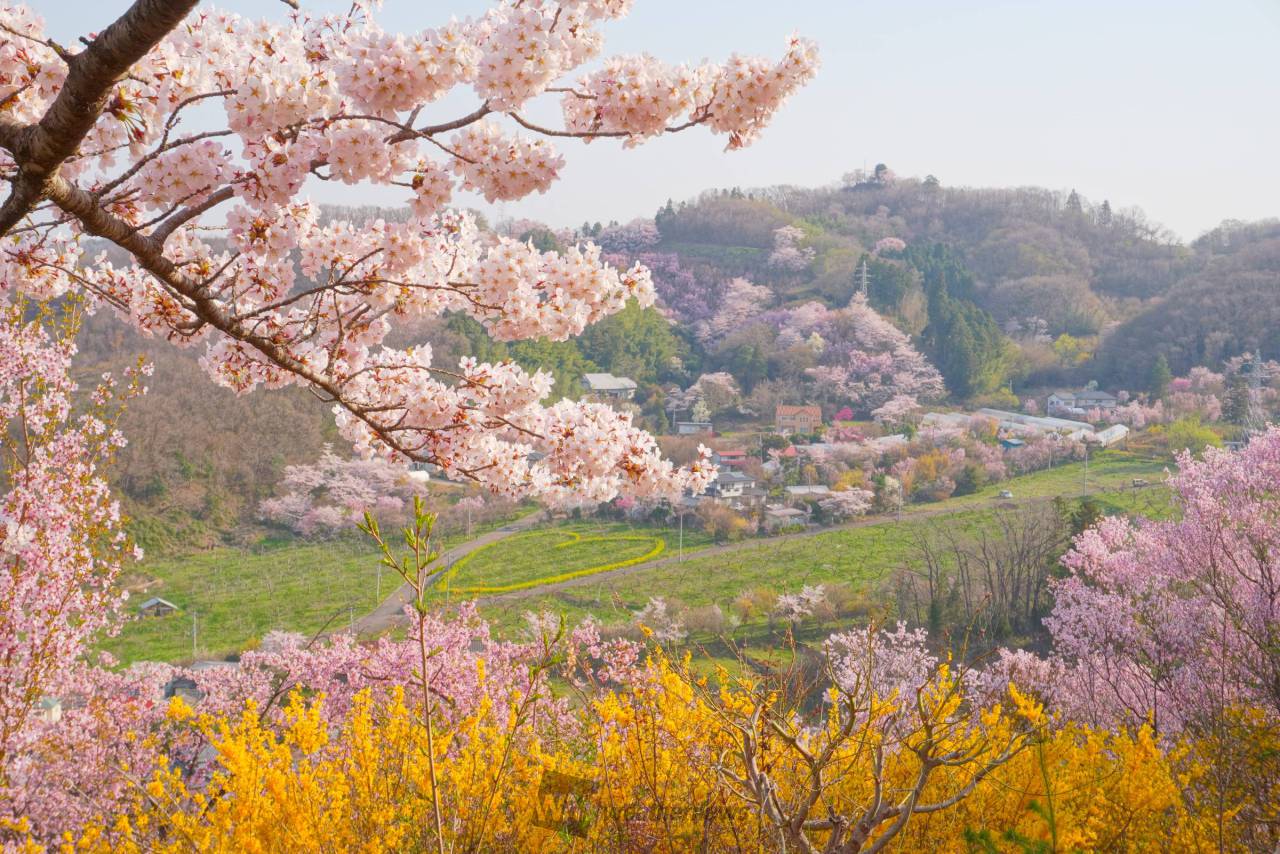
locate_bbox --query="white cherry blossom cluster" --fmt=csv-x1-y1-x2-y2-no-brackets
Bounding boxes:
473,239,654,342
471,3,606,111
704,35,820,149
134,140,233,209
325,121,417,184
334,22,479,115
409,159,455,219
450,121,564,202
562,56,712,145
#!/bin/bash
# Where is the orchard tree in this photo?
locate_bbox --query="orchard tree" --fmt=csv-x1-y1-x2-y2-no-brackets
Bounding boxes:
0,0,818,508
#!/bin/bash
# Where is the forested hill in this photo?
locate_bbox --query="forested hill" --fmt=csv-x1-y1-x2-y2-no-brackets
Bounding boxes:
75,179,1278,544
581,170,1278,397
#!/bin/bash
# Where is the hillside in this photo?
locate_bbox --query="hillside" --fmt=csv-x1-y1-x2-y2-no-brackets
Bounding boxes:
86,183,1278,548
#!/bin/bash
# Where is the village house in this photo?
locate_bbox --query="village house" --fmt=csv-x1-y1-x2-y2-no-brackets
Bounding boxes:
707,469,757,500
712,448,750,468
1047,388,1119,416
763,506,808,531
582,372,638,401
785,484,831,499
775,404,822,435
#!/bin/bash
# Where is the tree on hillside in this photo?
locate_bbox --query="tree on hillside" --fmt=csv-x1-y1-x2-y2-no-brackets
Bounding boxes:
909,244,1014,398
1150,354,1173,400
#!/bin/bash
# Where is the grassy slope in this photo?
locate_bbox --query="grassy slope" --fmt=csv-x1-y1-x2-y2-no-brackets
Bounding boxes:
103,452,1168,665
475,452,1173,636
104,518,712,665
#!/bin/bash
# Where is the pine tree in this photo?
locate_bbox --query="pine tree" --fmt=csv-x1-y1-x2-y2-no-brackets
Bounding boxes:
1149,354,1172,400
1065,189,1083,215
1098,199,1113,226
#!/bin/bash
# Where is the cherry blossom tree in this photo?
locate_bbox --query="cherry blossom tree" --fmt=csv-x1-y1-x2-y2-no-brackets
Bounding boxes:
819,487,874,521
0,0,817,508
259,444,423,536
790,295,944,414
1037,429,1280,736
695,276,773,345
0,302,145,822
766,224,813,272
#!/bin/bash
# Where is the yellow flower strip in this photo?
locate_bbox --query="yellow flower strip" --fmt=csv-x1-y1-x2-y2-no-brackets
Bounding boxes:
440,531,666,594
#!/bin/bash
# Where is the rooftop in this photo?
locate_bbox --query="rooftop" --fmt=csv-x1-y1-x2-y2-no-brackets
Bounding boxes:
582,372,637,392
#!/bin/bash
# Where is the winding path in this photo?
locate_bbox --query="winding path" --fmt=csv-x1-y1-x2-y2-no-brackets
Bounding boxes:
353,510,544,636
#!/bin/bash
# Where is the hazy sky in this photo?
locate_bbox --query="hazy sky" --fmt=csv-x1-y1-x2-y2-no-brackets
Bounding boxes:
46,0,1280,241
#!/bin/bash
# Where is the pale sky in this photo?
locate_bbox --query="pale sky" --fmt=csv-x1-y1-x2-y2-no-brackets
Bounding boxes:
45,0,1280,241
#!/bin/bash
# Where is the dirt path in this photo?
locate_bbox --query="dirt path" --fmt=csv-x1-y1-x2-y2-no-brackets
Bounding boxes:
353,511,544,636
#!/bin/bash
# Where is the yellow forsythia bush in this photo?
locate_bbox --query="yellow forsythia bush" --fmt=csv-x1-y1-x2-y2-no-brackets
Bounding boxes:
65,657,1236,853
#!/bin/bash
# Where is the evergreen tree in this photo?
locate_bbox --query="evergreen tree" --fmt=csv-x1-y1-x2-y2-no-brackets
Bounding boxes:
1224,372,1251,424
1149,354,1172,400
1065,189,1083,215
1098,199,1113,226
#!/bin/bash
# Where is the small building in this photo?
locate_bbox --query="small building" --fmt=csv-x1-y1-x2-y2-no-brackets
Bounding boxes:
674,420,713,436
708,470,757,500
1048,388,1119,416
582,372,637,401
35,697,61,724
999,437,1025,450
1092,424,1130,447
775,405,823,435
785,484,831,498
712,448,750,468
764,506,808,531
138,597,179,618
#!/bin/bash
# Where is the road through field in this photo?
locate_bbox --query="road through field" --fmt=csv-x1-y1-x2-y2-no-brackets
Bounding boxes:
353,510,544,636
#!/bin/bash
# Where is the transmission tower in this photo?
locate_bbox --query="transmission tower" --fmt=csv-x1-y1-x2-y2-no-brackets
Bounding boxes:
857,258,870,296
1242,354,1270,441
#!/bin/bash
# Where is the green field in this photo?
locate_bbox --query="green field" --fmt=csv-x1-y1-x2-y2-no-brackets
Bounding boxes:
103,451,1170,665
438,525,691,594
477,451,1174,638
102,537,386,665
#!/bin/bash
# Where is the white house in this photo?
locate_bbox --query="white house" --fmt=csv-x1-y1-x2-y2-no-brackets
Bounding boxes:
582,372,637,400
674,420,713,435
1048,388,1119,416
785,484,831,498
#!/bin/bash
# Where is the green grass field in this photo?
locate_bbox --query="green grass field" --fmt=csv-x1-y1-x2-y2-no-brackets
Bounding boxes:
477,451,1174,638
439,526,680,594
103,451,1171,664
102,537,386,665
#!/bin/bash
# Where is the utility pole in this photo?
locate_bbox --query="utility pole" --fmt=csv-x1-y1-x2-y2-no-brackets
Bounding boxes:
678,511,684,562
191,613,198,662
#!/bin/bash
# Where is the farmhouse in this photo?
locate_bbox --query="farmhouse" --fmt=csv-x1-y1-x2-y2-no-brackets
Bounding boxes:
582,372,637,401
786,484,831,498
1047,388,1119,416
138,597,178,618
707,469,757,499
775,404,822,435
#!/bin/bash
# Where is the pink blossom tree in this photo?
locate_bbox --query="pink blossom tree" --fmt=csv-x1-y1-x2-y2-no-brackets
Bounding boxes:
259,444,423,536
0,0,817,507
796,295,945,414
696,276,773,345
1038,429,1280,735
0,302,146,825
767,224,814,272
